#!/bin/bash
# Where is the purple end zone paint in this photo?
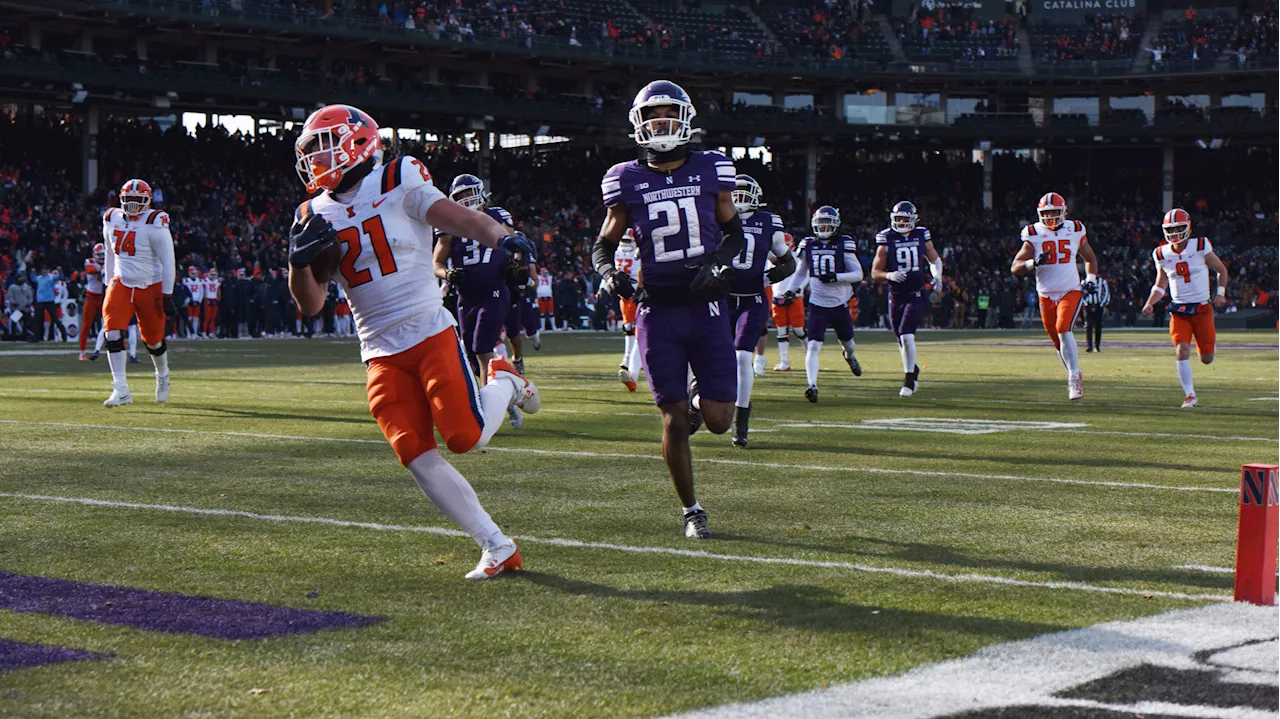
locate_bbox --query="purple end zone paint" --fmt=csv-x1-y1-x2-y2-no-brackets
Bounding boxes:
0,639,108,672
0,572,384,639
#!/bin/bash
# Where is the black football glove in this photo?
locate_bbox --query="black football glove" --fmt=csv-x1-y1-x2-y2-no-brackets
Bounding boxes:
1082,280,1097,294
289,214,338,269
600,268,636,299
499,232,536,258
445,268,466,285
688,261,731,302
1034,250,1054,267
774,290,796,307
765,264,791,285
817,271,839,284
162,294,177,318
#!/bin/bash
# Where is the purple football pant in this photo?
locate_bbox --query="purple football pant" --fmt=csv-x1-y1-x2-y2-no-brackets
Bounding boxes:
459,286,510,355
889,290,928,339
520,295,539,335
730,294,769,351
636,300,736,407
503,295,523,339
806,303,855,343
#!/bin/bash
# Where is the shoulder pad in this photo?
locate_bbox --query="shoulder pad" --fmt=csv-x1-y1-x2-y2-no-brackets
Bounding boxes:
770,213,784,228
920,227,932,240
294,200,314,224
1154,245,1164,261
381,156,405,194
1023,224,1037,237
1197,238,1206,252
102,208,114,224
145,210,160,224
1074,220,1083,233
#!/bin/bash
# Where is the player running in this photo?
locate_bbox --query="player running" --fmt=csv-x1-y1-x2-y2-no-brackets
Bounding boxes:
1010,192,1099,401
594,80,746,539
615,229,643,392
768,232,805,372
289,105,539,579
101,179,177,407
728,173,795,446
871,201,942,397
779,205,864,403
1142,208,1229,408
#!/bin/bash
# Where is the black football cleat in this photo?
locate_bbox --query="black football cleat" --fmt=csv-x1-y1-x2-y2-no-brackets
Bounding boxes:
513,357,525,376
731,405,750,448
683,508,711,539
843,349,862,376
687,378,703,435
805,385,819,403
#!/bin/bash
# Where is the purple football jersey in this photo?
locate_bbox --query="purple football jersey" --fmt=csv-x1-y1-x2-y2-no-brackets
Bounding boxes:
802,235,856,276
601,151,736,288
729,210,782,295
447,207,512,301
876,226,931,296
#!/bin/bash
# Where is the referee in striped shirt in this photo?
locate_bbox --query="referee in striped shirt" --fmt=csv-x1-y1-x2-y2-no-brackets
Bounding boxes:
1082,276,1110,352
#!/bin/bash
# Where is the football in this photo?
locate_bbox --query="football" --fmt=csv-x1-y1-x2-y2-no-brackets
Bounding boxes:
309,242,341,284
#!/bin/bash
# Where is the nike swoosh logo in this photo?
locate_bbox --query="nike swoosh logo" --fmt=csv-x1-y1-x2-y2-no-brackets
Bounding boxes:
372,198,386,208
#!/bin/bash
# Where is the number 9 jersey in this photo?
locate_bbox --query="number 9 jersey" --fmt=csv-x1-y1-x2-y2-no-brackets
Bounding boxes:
296,155,450,362
1153,237,1213,305
1020,219,1087,300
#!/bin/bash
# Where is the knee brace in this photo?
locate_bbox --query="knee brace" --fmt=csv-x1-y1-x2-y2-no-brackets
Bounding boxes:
794,328,807,340
106,336,125,352
146,340,167,357
623,322,635,336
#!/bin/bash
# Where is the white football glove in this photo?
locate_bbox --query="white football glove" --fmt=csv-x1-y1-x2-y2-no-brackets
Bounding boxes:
887,269,909,283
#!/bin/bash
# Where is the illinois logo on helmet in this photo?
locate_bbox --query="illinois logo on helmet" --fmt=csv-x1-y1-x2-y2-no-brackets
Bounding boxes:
294,105,382,194
120,179,153,217
1162,208,1192,243
92,242,105,266
1037,192,1067,230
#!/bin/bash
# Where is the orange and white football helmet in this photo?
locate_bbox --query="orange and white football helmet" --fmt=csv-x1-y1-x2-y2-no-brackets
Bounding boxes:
1037,192,1067,230
1161,208,1191,243
92,242,105,266
120,179,153,217
294,104,382,194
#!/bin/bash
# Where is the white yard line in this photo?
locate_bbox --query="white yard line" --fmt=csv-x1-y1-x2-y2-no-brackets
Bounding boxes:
0,491,1232,603
0,419,1236,494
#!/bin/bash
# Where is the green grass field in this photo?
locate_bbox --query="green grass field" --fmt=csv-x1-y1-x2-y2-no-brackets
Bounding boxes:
0,328,1275,718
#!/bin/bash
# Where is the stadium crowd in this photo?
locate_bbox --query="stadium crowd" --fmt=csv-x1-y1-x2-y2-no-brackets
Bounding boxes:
0,113,1274,342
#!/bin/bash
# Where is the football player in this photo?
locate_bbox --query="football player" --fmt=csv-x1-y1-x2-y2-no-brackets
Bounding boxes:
779,205,864,403
78,243,106,361
101,179,177,406
1010,192,1098,401
1142,208,1229,407
871,201,941,397
769,232,806,371
728,173,795,447
289,104,539,579
535,267,555,331
183,266,205,338
593,80,746,539
615,229,643,392
201,268,221,338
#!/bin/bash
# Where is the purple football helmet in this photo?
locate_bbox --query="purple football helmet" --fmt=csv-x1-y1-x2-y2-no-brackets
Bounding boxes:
628,80,697,153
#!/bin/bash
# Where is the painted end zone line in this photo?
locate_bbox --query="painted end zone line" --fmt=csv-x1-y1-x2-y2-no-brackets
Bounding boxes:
0,420,1234,494
0,492,1230,603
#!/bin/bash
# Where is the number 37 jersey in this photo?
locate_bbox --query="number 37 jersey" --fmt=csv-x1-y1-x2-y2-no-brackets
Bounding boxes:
298,155,450,362
1020,220,1087,300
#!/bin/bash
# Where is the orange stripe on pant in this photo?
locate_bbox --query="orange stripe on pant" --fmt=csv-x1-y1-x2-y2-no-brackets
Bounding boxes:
1039,290,1083,351
365,325,486,465
103,280,166,346
1170,303,1216,356
79,291,104,351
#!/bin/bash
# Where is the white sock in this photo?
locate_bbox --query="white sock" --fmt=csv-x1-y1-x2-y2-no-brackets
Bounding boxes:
841,338,856,355
94,329,106,352
107,351,128,389
1176,359,1195,396
128,325,138,357
493,341,508,360
805,340,822,387
777,336,790,365
683,502,703,514
899,333,917,372
1058,333,1079,375
474,373,517,450
735,350,754,409
627,338,643,379
407,451,507,549
148,344,169,377
754,353,766,373
621,335,634,369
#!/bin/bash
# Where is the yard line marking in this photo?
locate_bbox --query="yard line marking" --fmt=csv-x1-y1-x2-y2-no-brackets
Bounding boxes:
0,417,1233,488
0,492,1231,603
1175,564,1279,576
0,420,1236,494
1247,397,1280,401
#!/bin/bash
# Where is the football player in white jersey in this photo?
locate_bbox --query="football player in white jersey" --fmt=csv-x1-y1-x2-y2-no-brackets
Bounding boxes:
1141,208,1229,408
287,104,540,580
183,266,205,338
535,267,554,331
101,179,177,406
79,243,107,361
201,268,221,337
614,229,643,391
1010,192,1099,401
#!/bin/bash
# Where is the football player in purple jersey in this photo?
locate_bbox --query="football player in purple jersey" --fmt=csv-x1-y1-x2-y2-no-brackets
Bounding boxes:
871,201,941,397
593,80,749,539
779,205,864,403
728,173,795,447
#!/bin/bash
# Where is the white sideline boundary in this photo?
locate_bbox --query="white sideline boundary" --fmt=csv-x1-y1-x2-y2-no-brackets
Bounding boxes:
0,491,1232,603
0,419,1236,494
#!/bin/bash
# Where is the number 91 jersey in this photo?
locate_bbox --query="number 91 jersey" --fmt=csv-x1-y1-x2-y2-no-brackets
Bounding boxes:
1020,219,1087,300
876,226,931,296
298,155,451,362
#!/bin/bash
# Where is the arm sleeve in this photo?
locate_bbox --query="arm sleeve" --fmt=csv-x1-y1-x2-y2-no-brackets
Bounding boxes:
836,247,864,284
102,223,115,283
770,230,790,258
154,227,176,294
783,245,810,294
592,235,617,277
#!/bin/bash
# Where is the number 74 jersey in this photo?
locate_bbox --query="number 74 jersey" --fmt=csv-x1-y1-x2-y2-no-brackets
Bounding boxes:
1020,219,1087,300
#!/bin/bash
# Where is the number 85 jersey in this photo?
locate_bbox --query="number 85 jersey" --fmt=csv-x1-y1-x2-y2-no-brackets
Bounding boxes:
298,155,451,362
1020,219,1087,300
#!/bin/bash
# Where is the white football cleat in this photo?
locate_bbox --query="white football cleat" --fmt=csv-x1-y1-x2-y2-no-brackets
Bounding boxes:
464,541,522,580
155,374,170,404
104,387,133,407
753,356,767,377
489,357,539,415
1181,394,1198,408
1068,370,1084,401
618,367,637,392
773,362,791,372
507,404,523,429
899,386,914,398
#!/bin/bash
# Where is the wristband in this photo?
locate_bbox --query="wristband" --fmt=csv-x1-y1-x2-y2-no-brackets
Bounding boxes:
1150,286,1166,299
1024,260,1035,271
1216,286,1226,297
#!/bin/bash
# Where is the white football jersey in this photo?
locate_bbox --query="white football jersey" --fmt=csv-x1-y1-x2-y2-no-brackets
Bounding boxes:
536,272,554,299
184,276,205,303
300,155,450,362
102,208,176,292
1154,238,1213,305
83,259,104,294
203,276,221,301
1020,219,1087,300
614,243,642,283
768,248,804,295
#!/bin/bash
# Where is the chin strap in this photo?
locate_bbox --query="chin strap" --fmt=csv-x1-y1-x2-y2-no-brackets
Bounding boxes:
639,146,690,165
